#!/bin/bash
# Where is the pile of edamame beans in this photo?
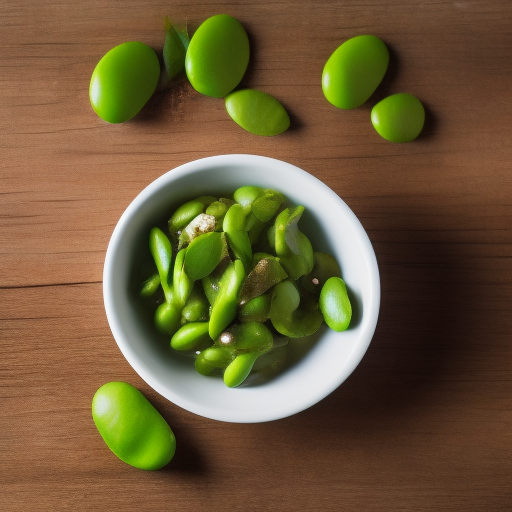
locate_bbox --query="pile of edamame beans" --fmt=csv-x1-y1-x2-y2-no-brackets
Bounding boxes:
90,14,425,141
139,186,352,388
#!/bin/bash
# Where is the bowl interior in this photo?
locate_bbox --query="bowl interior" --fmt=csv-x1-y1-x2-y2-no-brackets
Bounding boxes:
103,154,380,423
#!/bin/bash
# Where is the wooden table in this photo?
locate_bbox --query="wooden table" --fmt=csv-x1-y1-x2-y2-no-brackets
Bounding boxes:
2,1,511,510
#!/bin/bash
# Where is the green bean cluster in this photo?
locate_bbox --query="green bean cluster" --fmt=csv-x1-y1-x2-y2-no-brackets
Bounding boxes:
140,186,353,388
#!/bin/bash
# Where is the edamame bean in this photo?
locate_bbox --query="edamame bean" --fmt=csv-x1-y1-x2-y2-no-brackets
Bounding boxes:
195,345,235,376
168,196,216,234
171,321,211,351
185,14,250,98
209,259,245,339
92,382,176,470
273,206,314,279
251,189,284,222
223,203,252,272
238,292,272,323
183,231,228,281
322,35,389,109
319,277,352,332
205,198,235,230
171,248,193,307
181,285,210,323
140,273,161,298
149,228,173,303
217,321,273,353
225,89,290,136
223,352,259,388
90,42,160,123
371,93,425,142
154,301,181,335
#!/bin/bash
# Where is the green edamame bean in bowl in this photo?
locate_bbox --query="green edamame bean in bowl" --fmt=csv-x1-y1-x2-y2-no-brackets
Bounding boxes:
103,155,380,422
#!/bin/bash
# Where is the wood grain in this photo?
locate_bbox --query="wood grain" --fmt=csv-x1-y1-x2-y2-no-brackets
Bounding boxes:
1,1,512,510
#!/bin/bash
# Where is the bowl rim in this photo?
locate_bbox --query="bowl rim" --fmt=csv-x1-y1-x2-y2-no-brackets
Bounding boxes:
103,154,380,423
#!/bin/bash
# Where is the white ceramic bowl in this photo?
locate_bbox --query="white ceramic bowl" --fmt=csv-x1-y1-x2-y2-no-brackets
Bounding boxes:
103,154,380,423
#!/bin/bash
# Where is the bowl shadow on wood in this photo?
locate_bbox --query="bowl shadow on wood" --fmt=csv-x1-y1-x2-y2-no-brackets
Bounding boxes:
290,201,478,432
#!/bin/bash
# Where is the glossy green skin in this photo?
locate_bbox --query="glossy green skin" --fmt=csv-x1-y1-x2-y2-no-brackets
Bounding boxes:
183,232,227,281
154,301,181,335
171,322,211,351
322,35,389,109
273,207,314,279
172,248,193,307
223,204,252,272
92,382,176,470
209,259,245,339
238,293,272,323
168,196,216,234
224,352,259,388
181,285,210,323
218,321,273,353
319,277,352,332
225,89,290,136
195,346,235,376
149,228,173,303
251,190,284,222
89,42,160,123
140,273,160,298
371,93,425,142
185,14,249,98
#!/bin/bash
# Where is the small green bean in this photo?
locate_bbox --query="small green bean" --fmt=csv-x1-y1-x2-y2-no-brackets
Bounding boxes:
319,277,352,332
223,352,260,388
371,93,425,143
170,321,211,352
140,273,161,298
238,292,272,323
225,89,290,136
168,196,216,234
273,207,314,279
195,346,235,376
209,259,245,339
217,321,273,353
149,227,173,303
154,301,181,335
181,284,210,323
223,203,252,272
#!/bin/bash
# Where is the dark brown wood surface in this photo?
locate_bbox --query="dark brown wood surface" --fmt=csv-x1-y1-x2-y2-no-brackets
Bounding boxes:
1,1,511,510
